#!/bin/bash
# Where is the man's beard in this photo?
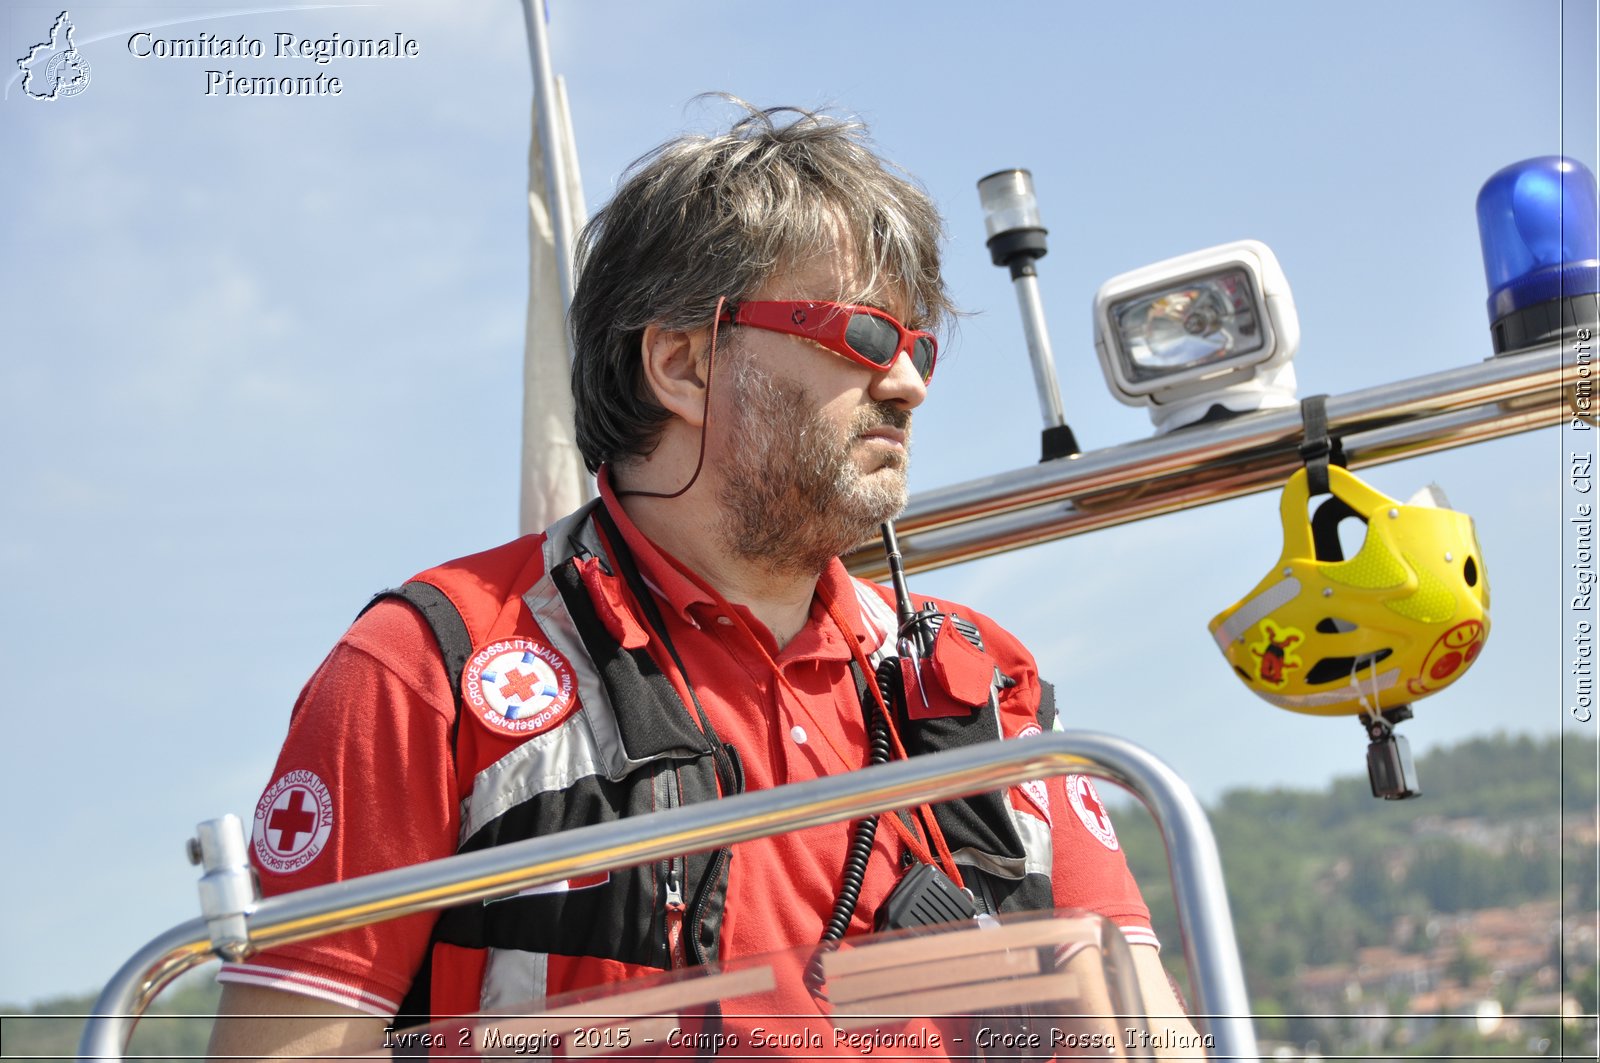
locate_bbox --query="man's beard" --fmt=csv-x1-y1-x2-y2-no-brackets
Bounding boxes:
715,357,911,576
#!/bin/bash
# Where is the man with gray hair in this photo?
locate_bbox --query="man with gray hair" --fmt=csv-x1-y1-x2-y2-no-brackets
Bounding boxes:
210,105,1198,1059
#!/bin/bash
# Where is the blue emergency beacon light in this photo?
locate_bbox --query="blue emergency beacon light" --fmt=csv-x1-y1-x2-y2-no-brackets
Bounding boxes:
1476,156,1600,354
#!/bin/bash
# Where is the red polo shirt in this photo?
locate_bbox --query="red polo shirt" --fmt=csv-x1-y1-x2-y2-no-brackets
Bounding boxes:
218,479,1154,1019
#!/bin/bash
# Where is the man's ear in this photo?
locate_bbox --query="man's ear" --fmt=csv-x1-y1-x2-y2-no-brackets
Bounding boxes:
640,323,709,429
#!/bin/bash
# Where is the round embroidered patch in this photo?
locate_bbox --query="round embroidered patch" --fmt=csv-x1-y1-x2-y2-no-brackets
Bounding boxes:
462,637,579,737
252,769,334,874
1064,774,1120,851
1013,724,1052,824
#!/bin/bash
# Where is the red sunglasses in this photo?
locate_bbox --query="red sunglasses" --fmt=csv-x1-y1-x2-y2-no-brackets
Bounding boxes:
718,300,938,383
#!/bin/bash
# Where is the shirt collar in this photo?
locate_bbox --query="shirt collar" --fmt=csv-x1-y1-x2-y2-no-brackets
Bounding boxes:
596,467,878,656
597,466,719,623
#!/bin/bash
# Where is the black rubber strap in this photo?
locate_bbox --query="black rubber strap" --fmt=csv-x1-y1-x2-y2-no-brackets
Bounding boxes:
359,580,472,747
1036,679,1059,733
359,580,471,1034
1298,394,1347,497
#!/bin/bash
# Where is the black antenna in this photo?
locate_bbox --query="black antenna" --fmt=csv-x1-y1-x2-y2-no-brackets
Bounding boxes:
880,522,915,634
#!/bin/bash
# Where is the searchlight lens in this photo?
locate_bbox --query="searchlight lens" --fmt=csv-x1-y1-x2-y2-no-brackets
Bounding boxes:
1112,269,1265,382
1476,156,1600,328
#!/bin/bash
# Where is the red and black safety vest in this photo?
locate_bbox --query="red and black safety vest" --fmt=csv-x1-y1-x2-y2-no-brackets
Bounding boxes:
377,501,1056,1024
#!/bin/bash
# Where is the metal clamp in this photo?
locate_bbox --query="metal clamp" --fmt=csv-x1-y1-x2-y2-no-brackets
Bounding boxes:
187,815,258,962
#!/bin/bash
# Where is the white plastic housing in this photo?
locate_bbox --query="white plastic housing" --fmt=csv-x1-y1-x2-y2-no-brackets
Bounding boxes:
1093,239,1301,431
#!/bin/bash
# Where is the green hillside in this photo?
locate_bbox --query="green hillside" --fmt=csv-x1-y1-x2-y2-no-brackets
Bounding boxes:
1116,731,1599,1058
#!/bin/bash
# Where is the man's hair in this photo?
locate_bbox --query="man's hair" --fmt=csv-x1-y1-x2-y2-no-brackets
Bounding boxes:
569,102,953,472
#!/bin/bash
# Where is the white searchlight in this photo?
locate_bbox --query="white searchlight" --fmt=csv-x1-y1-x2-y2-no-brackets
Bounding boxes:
1093,239,1300,433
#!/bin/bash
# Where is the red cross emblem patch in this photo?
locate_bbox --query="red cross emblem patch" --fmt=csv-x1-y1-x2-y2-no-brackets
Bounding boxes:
252,769,334,874
462,637,579,738
1064,774,1120,851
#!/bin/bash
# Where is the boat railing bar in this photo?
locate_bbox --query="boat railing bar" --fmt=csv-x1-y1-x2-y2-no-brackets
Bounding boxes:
78,732,1257,1062
844,343,1564,578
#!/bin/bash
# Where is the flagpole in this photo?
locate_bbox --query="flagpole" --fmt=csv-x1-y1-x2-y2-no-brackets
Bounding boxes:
521,0,577,314
518,0,594,533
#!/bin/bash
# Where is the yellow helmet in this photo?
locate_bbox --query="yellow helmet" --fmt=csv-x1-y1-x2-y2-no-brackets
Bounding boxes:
1208,465,1490,717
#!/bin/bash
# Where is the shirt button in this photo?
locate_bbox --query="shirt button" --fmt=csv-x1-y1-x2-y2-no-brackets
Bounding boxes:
716,616,733,626
789,726,808,745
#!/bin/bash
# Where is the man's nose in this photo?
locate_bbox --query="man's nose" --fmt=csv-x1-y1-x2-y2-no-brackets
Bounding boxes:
869,349,928,409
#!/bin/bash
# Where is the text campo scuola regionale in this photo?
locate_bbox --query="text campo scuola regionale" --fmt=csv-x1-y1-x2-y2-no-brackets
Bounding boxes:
126,30,420,96
669,1028,943,1053
1572,327,1594,723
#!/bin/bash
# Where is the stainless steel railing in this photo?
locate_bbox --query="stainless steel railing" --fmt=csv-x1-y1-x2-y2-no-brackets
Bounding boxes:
78,732,1256,1061
844,342,1565,578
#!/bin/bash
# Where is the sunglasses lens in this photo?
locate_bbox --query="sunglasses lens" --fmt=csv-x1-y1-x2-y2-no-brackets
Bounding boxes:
912,336,937,381
844,312,901,367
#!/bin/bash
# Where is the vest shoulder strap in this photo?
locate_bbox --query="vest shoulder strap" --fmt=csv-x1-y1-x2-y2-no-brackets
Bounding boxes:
358,580,472,745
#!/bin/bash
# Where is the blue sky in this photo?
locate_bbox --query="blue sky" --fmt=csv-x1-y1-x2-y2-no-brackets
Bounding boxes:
1,0,1594,1007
